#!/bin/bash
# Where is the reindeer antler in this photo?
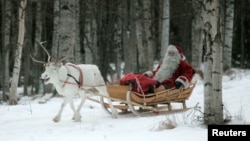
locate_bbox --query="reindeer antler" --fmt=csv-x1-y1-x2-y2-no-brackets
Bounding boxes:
37,40,51,63
30,55,45,64
30,40,51,64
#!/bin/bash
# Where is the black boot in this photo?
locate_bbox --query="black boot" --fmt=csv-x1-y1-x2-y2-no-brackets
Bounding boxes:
147,85,155,93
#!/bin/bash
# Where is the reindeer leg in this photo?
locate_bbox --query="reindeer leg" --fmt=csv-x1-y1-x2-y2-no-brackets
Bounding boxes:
69,98,77,120
53,96,71,122
73,92,86,122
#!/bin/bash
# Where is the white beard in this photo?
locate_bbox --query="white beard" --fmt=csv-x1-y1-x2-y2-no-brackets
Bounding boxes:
153,53,181,82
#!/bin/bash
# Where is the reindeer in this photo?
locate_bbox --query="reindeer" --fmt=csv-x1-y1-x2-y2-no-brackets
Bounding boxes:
30,41,118,122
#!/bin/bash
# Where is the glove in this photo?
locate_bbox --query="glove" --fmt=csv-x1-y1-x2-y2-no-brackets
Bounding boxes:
156,80,161,87
174,81,183,89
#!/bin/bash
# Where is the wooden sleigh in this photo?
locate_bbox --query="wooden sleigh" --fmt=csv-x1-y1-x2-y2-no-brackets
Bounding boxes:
88,83,196,116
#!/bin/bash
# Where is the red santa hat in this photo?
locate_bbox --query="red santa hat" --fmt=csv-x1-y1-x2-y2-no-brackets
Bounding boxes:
167,45,186,60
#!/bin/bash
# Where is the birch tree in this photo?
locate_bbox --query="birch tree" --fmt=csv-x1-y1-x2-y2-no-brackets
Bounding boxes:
202,0,223,124
52,0,80,63
9,0,27,105
160,0,170,61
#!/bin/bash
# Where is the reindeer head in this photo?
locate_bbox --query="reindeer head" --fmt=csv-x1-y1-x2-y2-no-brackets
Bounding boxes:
30,40,74,84
41,62,64,84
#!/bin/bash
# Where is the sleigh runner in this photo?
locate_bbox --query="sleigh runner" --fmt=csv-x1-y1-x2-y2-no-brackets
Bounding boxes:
88,82,196,116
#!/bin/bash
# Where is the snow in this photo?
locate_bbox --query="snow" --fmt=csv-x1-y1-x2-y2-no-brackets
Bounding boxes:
0,69,249,141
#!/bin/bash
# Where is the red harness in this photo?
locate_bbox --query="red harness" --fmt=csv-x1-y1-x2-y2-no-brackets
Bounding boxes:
62,63,83,87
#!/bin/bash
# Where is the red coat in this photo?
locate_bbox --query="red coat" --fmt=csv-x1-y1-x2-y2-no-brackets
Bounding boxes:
151,60,195,88
120,73,158,94
120,60,195,94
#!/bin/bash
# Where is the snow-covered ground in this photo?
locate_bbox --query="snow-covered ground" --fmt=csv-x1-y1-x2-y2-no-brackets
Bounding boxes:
0,68,249,141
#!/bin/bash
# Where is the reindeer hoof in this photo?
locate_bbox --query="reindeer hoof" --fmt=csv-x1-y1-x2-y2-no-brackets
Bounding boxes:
53,116,61,122
72,113,81,122
73,116,81,122
111,110,118,119
74,118,81,122
112,114,118,119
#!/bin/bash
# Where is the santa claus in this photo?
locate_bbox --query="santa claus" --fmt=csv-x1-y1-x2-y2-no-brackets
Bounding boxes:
144,44,195,92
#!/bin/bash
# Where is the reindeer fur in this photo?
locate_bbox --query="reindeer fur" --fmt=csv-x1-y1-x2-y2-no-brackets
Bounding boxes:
41,62,118,122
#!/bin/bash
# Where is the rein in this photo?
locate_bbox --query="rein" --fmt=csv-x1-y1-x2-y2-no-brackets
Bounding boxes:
67,73,80,85
61,63,106,88
61,63,83,88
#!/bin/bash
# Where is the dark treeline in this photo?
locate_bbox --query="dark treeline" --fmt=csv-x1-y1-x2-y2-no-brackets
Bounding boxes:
0,0,249,100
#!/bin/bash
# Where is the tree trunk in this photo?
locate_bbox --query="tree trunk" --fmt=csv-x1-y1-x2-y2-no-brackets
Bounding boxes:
136,0,153,73
202,0,224,124
32,0,44,94
170,0,192,60
112,1,123,81
74,0,81,63
23,0,33,96
143,0,154,71
135,1,144,72
83,0,98,64
9,0,27,105
1,0,12,101
52,0,60,60
222,0,234,71
124,0,137,74
160,0,170,61
240,0,246,68
52,0,80,63
212,33,223,124
191,0,203,68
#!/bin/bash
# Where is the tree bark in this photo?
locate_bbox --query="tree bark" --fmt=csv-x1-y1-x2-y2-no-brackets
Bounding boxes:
83,0,98,64
160,0,170,61
124,0,137,74
222,0,234,71
9,0,27,105
1,0,12,101
136,0,154,73
202,0,224,124
52,0,80,63
191,0,203,68
32,0,44,94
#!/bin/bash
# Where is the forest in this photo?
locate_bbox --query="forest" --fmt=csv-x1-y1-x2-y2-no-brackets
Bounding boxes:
0,0,250,104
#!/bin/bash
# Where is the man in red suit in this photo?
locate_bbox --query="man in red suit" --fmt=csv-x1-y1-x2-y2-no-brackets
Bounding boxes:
144,44,195,92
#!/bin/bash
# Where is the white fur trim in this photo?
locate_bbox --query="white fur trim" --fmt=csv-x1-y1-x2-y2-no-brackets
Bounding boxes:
191,73,202,84
182,54,186,60
167,45,179,53
143,71,153,77
176,76,189,89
